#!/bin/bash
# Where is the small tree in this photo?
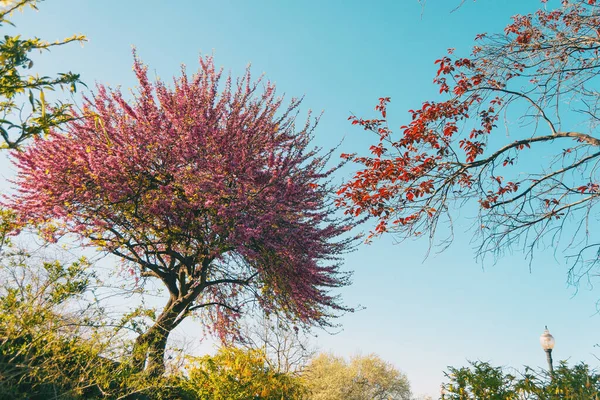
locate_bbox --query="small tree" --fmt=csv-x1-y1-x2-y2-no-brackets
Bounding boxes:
239,313,315,375
337,0,600,280
302,352,412,400
0,0,85,149
8,54,358,374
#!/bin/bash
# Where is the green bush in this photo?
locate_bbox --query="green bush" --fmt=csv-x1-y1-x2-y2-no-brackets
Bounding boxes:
185,347,305,400
441,361,600,400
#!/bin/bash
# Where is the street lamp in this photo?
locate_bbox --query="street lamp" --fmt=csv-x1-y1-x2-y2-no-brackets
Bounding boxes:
540,326,555,375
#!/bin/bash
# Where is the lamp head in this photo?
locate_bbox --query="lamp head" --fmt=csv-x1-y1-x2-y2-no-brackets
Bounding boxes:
540,326,555,351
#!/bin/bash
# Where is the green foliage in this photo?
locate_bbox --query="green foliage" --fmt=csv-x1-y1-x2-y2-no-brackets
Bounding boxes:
0,0,85,149
0,208,16,251
0,217,195,399
441,362,520,400
302,352,412,400
186,347,305,400
535,363,600,399
441,361,600,400
0,243,302,399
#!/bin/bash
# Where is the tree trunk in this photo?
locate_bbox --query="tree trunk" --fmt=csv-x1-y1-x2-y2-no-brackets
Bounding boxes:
133,324,171,376
132,298,188,375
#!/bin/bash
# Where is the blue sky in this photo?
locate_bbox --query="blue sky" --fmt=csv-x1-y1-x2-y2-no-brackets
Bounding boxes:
3,0,600,397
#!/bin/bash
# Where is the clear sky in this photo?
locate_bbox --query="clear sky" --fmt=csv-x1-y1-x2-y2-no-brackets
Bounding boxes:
3,0,600,397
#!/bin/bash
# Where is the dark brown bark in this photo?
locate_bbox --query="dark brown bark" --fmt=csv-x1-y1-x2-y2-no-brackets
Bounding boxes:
131,257,250,375
133,326,169,375
132,296,190,376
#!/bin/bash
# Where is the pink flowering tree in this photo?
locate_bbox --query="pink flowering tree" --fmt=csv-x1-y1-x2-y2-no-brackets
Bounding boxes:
8,55,357,375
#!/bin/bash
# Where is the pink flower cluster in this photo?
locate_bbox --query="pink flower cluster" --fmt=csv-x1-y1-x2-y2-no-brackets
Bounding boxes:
8,54,358,335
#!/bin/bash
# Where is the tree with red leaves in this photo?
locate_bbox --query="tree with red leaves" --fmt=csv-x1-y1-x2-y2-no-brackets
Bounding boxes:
338,0,600,280
8,54,357,375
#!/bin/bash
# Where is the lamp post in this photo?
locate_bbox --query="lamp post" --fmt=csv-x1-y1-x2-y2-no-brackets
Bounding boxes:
540,326,555,375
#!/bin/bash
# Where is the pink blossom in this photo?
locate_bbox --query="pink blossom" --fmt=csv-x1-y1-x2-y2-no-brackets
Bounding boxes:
7,54,360,345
